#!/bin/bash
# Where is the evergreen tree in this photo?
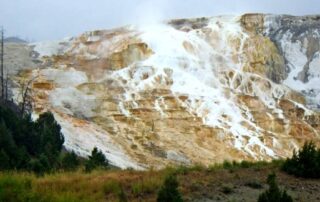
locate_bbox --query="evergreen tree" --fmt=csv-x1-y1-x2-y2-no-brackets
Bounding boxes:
15,147,30,169
257,173,292,202
282,141,320,178
0,150,10,170
61,151,80,171
0,105,68,172
0,120,16,153
89,147,108,166
157,174,183,202
36,112,64,155
28,159,45,175
85,147,108,172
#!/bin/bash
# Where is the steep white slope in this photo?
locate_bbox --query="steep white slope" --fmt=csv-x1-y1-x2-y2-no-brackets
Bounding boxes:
110,16,280,157
53,113,143,169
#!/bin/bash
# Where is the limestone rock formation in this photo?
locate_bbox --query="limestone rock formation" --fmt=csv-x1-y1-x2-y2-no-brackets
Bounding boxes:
11,14,320,169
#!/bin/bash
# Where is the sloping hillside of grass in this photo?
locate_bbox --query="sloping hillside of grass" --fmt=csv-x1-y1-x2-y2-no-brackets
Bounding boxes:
1,161,320,202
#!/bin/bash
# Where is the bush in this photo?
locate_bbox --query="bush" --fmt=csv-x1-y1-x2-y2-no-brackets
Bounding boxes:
282,141,320,178
157,174,183,202
245,180,263,189
222,160,233,169
221,184,234,194
28,158,46,175
85,147,109,172
61,151,80,171
257,173,292,202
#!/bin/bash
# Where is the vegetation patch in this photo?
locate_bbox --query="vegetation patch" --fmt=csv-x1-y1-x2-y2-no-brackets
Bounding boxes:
131,176,162,196
282,142,320,178
258,173,292,202
220,184,234,194
244,180,263,189
0,174,41,202
0,105,64,174
157,174,183,202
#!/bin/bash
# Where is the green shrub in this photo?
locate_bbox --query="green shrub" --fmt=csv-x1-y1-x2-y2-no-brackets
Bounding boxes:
173,164,205,175
257,173,292,202
239,160,251,168
222,160,233,169
28,158,46,175
61,151,80,171
157,174,183,202
221,184,234,194
85,147,109,172
173,165,190,175
245,180,263,189
282,141,320,178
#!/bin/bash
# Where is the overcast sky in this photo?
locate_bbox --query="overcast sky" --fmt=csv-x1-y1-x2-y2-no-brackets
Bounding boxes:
0,0,319,41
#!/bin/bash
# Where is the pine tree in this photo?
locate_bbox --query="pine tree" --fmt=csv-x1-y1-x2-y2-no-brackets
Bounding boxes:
15,147,30,169
89,147,108,166
28,159,45,175
85,147,108,172
157,174,183,202
36,112,64,155
61,151,80,171
0,120,16,152
0,149,10,170
0,105,69,172
258,173,292,202
282,142,320,178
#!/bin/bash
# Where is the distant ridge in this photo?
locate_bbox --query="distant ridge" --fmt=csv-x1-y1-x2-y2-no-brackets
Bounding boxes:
4,37,27,43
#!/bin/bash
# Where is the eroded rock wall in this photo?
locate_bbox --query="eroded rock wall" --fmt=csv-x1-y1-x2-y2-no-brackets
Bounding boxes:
12,14,320,169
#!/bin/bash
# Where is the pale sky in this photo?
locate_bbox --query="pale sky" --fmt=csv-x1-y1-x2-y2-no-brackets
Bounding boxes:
0,0,319,41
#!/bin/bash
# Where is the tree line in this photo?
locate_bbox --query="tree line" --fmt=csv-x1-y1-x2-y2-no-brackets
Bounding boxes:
0,104,109,174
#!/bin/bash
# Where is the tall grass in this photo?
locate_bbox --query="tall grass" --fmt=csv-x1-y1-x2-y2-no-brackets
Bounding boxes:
0,159,285,202
0,172,41,202
131,176,162,196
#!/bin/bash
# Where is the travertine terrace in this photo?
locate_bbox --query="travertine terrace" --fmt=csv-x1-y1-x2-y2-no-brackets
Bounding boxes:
11,14,320,169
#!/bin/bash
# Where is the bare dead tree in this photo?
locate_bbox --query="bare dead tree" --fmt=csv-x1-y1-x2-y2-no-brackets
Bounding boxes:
0,27,4,100
4,71,8,101
19,76,38,116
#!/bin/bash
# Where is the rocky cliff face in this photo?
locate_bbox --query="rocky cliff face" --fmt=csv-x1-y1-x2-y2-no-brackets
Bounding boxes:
12,14,320,169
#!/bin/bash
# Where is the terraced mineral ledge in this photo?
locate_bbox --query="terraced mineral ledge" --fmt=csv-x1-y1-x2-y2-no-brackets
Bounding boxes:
10,14,320,169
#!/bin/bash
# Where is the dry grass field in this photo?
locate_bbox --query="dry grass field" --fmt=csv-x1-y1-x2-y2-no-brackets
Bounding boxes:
1,161,320,202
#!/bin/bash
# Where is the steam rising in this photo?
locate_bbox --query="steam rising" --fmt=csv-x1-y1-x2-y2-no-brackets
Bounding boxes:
130,0,171,26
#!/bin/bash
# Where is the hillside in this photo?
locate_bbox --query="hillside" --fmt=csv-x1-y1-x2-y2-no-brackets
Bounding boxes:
1,162,320,202
4,37,27,43
11,14,320,169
